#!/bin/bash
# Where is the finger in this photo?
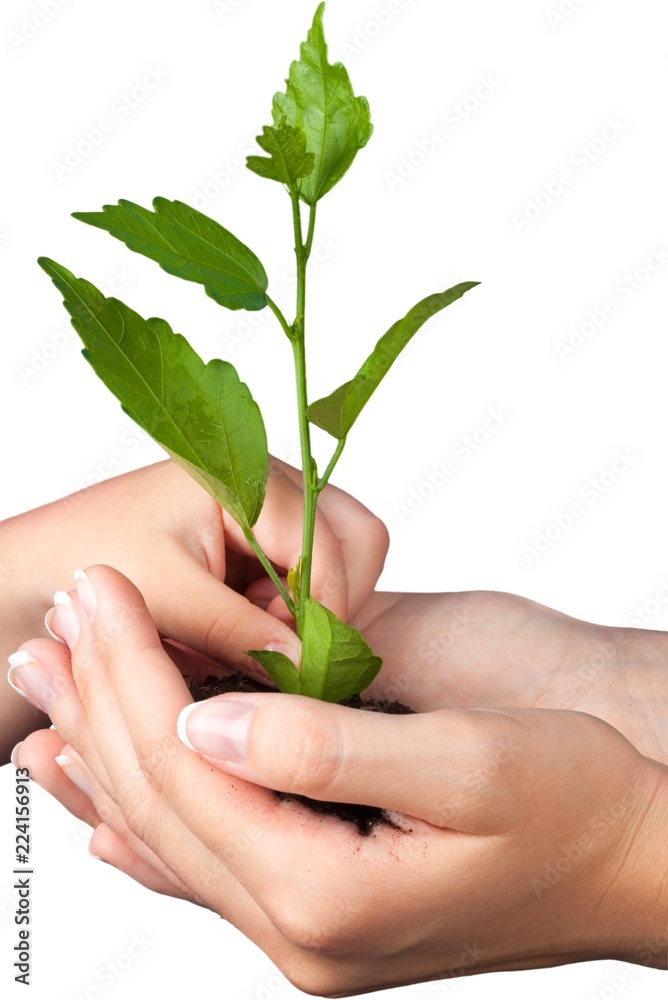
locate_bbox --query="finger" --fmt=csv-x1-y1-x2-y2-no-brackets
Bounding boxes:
67,566,292,937
36,597,224,901
88,824,195,901
224,460,350,620
147,554,302,674
178,692,533,834
55,743,201,897
279,460,390,619
17,728,101,829
9,637,113,796
15,729,188,899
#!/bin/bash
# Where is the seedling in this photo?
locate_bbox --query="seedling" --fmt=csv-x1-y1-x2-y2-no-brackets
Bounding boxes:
39,3,478,703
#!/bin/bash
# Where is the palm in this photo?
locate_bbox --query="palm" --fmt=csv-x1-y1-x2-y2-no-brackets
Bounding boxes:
353,590,668,765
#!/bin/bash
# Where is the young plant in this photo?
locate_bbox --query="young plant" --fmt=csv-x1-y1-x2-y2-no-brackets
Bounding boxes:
38,3,478,704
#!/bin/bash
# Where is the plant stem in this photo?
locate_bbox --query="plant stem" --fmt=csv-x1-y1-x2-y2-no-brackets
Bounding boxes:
242,527,295,616
304,202,317,259
290,193,319,628
266,294,294,341
317,436,346,493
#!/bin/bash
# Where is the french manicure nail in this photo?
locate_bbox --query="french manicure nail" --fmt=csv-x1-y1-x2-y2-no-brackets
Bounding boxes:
44,607,66,644
177,699,255,762
264,640,301,668
8,651,56,714
11,741,23,768
55,754,96,799
74,569,97,622
54,591,79,648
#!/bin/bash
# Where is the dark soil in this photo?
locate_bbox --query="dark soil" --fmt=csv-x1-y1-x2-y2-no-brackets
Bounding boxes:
187,672,415,835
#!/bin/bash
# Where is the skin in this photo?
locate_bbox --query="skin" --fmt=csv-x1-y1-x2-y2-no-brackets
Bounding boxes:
11,570,668,997
0,457,389,761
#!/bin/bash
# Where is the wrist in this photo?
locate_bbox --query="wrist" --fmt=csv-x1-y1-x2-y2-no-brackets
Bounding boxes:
617,628,668,766
0,514,41,650
599,757,668,969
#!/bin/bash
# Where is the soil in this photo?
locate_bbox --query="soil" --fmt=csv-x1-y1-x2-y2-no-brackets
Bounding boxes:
187,672,415,835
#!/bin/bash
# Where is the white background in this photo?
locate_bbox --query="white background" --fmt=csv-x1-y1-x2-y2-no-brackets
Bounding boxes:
1,0,668,996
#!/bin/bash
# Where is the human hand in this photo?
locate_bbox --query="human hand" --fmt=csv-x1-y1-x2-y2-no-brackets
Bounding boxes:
353,590,668,766
1,458,389,758
12,568,668,996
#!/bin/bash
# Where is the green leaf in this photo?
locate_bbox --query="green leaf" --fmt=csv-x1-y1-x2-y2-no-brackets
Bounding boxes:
249,600,381,701
72,198,268,312
246,649,301,694
246,119,315,192
38,257,268,530
308,281,480,439
299,599,382,702
272,3,373,205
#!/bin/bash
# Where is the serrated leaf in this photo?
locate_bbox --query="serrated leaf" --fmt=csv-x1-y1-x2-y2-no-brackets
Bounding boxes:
299,598,382,702
72,198,268,311
38,257,267,530
272,3,373,205
246,649,301,694
308,282,480,439
247,119,315,192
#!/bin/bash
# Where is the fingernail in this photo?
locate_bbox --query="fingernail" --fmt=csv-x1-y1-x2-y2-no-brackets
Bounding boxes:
54,591,79,648
249,667,277,689
88,843,106,862
11,741,23,768
44,607,66,644
265,640,301,669
177,699,255,762
55,754,95,799
8,651,55,714
74,570,97,622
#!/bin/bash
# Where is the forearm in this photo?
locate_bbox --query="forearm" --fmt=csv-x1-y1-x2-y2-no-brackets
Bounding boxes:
0,516,50,763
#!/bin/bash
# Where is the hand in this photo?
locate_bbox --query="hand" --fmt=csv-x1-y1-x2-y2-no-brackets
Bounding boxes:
353,590,668,765
1,458,389,759
12,568,668,996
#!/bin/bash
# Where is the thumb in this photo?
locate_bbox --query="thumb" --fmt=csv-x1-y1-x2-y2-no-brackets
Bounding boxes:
176,692,529,833
149,557,302,678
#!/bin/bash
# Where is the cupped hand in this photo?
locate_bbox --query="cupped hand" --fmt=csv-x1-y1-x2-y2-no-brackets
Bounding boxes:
12,568,668,997
2,457,388,757
353,590,668,766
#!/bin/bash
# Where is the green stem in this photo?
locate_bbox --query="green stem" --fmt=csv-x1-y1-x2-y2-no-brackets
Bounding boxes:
304,202,317,259
292,337,317,618
266,294,294,341
317,436,346,493
243,527,295,616
290,193,318,627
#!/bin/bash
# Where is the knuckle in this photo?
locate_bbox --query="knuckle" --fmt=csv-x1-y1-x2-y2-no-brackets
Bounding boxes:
365,511,390,557
272,709,344,798
269,878,367,961
454,714,526,803
63,720,96,764
272,901,340,956
133,734,180,794
115,780,154,841
202,606,246,661
279,955,348,999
